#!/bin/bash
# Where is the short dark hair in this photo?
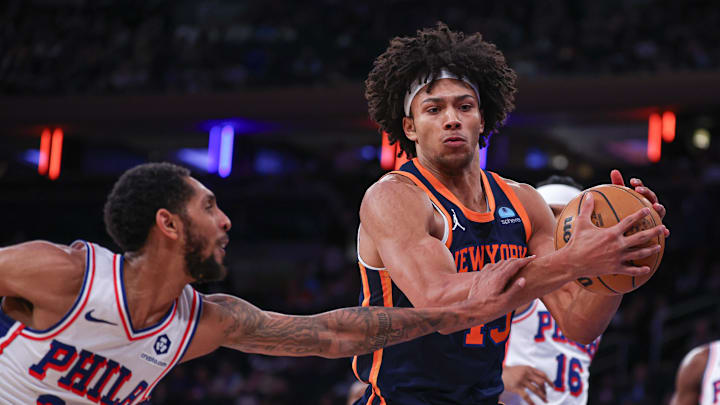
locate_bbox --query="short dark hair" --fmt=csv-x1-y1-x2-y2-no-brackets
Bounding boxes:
365,22,518,158
536,175,583,190
104,162,194,252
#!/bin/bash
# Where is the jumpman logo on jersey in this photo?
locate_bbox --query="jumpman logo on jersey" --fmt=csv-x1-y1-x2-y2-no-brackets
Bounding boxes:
451,209,465,231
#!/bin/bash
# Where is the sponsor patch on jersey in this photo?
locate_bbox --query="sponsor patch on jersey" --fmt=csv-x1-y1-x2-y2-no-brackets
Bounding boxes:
154,334,171,355
498,206,516,218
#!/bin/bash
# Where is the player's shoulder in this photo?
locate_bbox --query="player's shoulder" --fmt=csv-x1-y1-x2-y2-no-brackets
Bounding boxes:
2,240,86,273
0,240,87,302
360,173,435,233
362,173,431,211
681,343,711,369
492,174,544,206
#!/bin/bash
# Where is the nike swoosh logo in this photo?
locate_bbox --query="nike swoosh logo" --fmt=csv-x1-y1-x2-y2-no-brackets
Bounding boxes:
85,310,118,326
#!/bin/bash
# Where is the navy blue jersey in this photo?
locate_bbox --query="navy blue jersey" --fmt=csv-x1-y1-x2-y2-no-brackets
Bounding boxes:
353,158,532,405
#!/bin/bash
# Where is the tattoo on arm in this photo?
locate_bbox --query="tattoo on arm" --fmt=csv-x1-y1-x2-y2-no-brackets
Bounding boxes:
208,294,476,358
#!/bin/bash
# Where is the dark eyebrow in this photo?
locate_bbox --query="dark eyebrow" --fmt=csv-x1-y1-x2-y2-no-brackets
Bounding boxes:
204,194,216,205
420,94,476,105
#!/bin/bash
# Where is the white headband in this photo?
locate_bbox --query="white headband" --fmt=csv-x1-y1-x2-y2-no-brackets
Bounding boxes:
403,69,481,117
536,184,582,206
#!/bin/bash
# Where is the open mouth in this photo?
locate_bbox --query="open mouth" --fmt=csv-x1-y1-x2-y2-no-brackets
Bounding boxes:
217,237,229,255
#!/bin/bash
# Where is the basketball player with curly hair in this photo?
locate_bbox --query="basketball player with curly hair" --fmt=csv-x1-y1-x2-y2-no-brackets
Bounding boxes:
353,23,669,404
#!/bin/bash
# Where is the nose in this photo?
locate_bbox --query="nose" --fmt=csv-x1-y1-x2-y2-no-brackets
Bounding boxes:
219,209,232,232
443,109,462,130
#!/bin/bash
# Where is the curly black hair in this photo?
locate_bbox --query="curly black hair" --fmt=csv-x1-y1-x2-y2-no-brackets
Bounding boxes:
365,22,518,158
103,162,194,252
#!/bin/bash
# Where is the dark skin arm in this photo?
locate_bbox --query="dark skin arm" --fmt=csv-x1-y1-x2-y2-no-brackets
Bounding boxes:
0,241,86,330
669,345,709,405
181,255,530,361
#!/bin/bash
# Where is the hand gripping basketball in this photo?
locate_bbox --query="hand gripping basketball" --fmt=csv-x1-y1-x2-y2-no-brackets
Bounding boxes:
558,187,666,294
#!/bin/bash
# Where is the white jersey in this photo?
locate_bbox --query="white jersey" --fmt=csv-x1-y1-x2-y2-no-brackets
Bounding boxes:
501,300,600,405
0,241,202,405
701,341,720,405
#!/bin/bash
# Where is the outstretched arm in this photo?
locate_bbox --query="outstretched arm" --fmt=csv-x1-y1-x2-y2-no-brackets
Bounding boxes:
669,345,708,405
182,256,530,361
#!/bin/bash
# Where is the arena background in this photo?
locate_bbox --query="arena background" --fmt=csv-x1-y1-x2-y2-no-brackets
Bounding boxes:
1,1,719,404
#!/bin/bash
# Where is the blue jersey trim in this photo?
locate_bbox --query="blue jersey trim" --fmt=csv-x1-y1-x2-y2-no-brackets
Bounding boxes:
178,292,202,362
0,303,19,338
21,240,93,334
118,255,176,334
146,291,203,401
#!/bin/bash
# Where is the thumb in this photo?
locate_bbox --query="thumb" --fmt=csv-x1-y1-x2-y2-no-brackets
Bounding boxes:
577,192,595,223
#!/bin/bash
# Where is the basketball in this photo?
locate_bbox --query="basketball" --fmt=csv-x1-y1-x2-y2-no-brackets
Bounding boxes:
554,184,665,295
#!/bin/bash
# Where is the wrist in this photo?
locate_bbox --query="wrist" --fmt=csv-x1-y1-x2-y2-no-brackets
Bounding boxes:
550,247,584,281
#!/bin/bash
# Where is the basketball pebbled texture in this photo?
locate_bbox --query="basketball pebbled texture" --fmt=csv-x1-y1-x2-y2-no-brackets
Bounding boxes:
554,184,665,295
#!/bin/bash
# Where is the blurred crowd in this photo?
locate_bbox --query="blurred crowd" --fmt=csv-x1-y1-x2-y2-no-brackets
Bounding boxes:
1,0,720,95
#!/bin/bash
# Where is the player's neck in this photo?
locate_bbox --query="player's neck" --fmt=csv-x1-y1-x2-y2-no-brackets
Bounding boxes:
122,246,191,331
417,153,488,212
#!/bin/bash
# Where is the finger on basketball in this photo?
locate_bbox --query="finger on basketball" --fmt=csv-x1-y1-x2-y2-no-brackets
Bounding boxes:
635,186,658,204
619,264,651,276
653,203,666,220
618,207,651,232
577,193,594,221
624,224,664,245
623,245,662,261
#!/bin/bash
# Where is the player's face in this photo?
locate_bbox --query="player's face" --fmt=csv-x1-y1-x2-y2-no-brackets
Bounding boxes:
404,79,484,170
181,178,232,283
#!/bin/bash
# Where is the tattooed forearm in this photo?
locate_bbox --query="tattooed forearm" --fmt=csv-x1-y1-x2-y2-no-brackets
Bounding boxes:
209,293,486,358
369,311,391,350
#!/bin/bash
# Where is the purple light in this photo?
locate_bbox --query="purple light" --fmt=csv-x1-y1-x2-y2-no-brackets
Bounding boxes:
178,148,211,171
200,118,274,134
208,126,221,173
22,149,40,165
360,145,377,161
479,146,487,169
218,125,234,178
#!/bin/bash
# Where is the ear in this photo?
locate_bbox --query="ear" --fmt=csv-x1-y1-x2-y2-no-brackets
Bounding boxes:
403,116,418,142
479,109,485,133
155,209,181,241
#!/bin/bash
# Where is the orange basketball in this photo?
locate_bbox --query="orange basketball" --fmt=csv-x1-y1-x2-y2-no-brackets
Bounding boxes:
554,184,665,295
